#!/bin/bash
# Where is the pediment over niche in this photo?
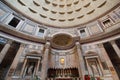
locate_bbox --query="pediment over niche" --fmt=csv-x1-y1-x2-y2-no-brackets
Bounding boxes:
84,51,98,57
26,51,42,57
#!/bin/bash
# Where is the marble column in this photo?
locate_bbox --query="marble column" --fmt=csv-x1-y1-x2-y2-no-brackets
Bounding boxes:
110,40,120,58
85,58,93,76
41,42,50,80
6,44,25,80
0,40,12,63
36,57,41,74
98,43,119,80
75,42,86,80
20,58,27,76
96,57,104,76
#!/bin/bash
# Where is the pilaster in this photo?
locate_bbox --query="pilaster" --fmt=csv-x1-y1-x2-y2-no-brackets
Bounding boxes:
36,57,41,74
75,42,86,80
41,42,50,80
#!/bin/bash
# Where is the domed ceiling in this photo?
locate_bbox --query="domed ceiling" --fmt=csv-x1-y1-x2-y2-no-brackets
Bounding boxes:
5,0,119,28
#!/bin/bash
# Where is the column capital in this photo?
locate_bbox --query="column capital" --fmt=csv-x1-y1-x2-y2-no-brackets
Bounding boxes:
20,43,26,48
75,41,82,49
45,42,50,49
7,40,13,44
97,43,104,48
75,41,81,46
109,40,115,44
75,41,80,45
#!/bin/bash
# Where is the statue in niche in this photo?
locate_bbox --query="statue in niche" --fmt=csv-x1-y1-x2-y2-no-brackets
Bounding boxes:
26,62,35,76
90,62,100,77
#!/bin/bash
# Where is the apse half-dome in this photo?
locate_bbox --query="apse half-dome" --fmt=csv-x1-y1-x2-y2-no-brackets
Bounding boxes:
51,34,74,49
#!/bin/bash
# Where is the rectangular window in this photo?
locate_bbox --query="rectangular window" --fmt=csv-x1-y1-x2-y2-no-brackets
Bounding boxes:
102,18,113,28
39,29,44,33
37,28,45,37
8,17,20,28
80,29,85,33
80,29,87,38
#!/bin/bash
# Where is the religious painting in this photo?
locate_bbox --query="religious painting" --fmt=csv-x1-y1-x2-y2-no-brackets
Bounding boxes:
60,58,65,65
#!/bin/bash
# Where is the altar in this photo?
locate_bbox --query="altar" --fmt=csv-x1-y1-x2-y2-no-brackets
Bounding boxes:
48,77,80,80
56,78,72,80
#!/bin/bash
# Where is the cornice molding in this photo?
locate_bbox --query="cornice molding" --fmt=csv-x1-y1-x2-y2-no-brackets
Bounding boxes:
0,23,45,44
80,24,120,44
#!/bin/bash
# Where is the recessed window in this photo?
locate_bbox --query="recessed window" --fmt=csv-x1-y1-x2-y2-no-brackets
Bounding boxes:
8,17,20,28
80,29,85,33
102,18,113,28
39,29,44,33
37,28,45,37
80,29,87,38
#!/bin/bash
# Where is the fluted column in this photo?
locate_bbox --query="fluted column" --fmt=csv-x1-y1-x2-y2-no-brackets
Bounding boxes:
75,42,86,80
0,40,12,63
6,44,25,80
41,42,50,80
98,43,119,80
110,40,120,58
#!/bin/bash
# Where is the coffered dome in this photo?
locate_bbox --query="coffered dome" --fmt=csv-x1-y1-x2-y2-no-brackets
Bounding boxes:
5,0,119,28
0,1,120,80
